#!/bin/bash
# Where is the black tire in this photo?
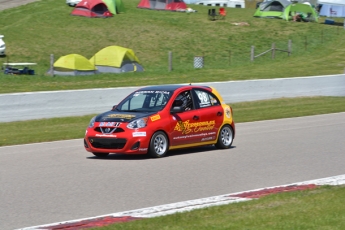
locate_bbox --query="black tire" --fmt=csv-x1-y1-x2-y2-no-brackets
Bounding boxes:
148,131,168,158
215,125,234,149
92,152,109,157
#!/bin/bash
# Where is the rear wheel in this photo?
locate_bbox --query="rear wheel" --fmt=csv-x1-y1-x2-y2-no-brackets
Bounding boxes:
148,131,168,158
92,152,109,157
215,125,234,149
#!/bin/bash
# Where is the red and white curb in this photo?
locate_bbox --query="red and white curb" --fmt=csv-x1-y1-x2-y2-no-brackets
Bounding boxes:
20,174,345,230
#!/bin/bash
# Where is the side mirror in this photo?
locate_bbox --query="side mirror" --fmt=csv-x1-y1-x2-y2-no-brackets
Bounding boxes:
170,106,184,113
112,105,118,110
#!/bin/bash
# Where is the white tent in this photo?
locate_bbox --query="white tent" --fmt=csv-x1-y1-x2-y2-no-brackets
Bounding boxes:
318,0,345,6
184,0,199,4
319,0,345,18
194,0,245,8
320,4,345,17
298,0,318,6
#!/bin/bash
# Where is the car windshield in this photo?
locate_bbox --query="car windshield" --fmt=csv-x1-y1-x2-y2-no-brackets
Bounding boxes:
116,90,173,112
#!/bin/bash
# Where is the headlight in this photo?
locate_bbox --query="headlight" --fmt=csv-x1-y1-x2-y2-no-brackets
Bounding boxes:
127,117,148,129
88,116,96,128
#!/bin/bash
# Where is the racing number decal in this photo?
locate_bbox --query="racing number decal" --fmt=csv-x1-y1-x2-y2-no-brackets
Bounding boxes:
198,91,208,102
197,91,211,108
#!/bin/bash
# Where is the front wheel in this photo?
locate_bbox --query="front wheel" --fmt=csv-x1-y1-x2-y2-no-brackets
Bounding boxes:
92,152,109,157
148,131,168,158
215,125,234,149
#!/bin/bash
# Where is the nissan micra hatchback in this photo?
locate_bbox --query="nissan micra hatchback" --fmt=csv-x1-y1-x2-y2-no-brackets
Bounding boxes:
84,84,235,158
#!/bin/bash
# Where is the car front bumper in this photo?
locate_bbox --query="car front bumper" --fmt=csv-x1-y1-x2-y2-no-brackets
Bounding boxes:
84,129,152,154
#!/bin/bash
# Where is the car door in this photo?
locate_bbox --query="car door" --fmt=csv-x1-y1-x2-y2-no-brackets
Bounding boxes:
169,90,201,147
191,89,224,143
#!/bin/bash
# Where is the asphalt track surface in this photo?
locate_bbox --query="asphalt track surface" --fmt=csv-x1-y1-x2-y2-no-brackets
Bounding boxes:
1,112,345,229
0,0,37,11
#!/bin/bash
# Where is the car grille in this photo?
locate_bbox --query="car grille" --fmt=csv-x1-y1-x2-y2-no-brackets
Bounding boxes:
88,137,126,149
94,127,124,134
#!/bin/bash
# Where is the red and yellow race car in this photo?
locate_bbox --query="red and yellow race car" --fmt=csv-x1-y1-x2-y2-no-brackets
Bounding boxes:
84,84,235,158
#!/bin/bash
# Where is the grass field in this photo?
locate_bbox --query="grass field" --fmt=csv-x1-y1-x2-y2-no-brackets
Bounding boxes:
94,185,345,230
1,0,345,93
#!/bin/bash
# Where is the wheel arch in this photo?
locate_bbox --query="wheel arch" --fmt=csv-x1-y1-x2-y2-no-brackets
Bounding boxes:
216,123,235,140
151,129,170,148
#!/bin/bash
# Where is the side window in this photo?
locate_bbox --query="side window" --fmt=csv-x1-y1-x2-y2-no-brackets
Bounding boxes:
194,89,220,108
173,90,194,111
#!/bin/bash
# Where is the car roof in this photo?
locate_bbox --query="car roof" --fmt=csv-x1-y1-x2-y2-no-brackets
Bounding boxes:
137,84,211,92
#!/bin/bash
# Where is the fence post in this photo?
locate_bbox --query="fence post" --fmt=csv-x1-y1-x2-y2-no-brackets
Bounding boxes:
168,51,172,72
251,46,255,61
49,54,54,76
288,40,291,56
271,43,275,59
229,50,231,66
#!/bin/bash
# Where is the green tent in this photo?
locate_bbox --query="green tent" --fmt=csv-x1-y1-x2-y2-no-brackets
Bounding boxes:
103,0,125,15
283,3,319,21
90,46,144,73
254,0,291,19
53,54,97,76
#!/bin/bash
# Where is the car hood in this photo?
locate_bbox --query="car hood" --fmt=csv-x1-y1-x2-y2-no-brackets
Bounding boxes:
95,110,156,123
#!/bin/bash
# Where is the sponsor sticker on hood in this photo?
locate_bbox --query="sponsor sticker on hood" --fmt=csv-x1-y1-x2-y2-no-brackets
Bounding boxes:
107,114,136,119
97,113,137,122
